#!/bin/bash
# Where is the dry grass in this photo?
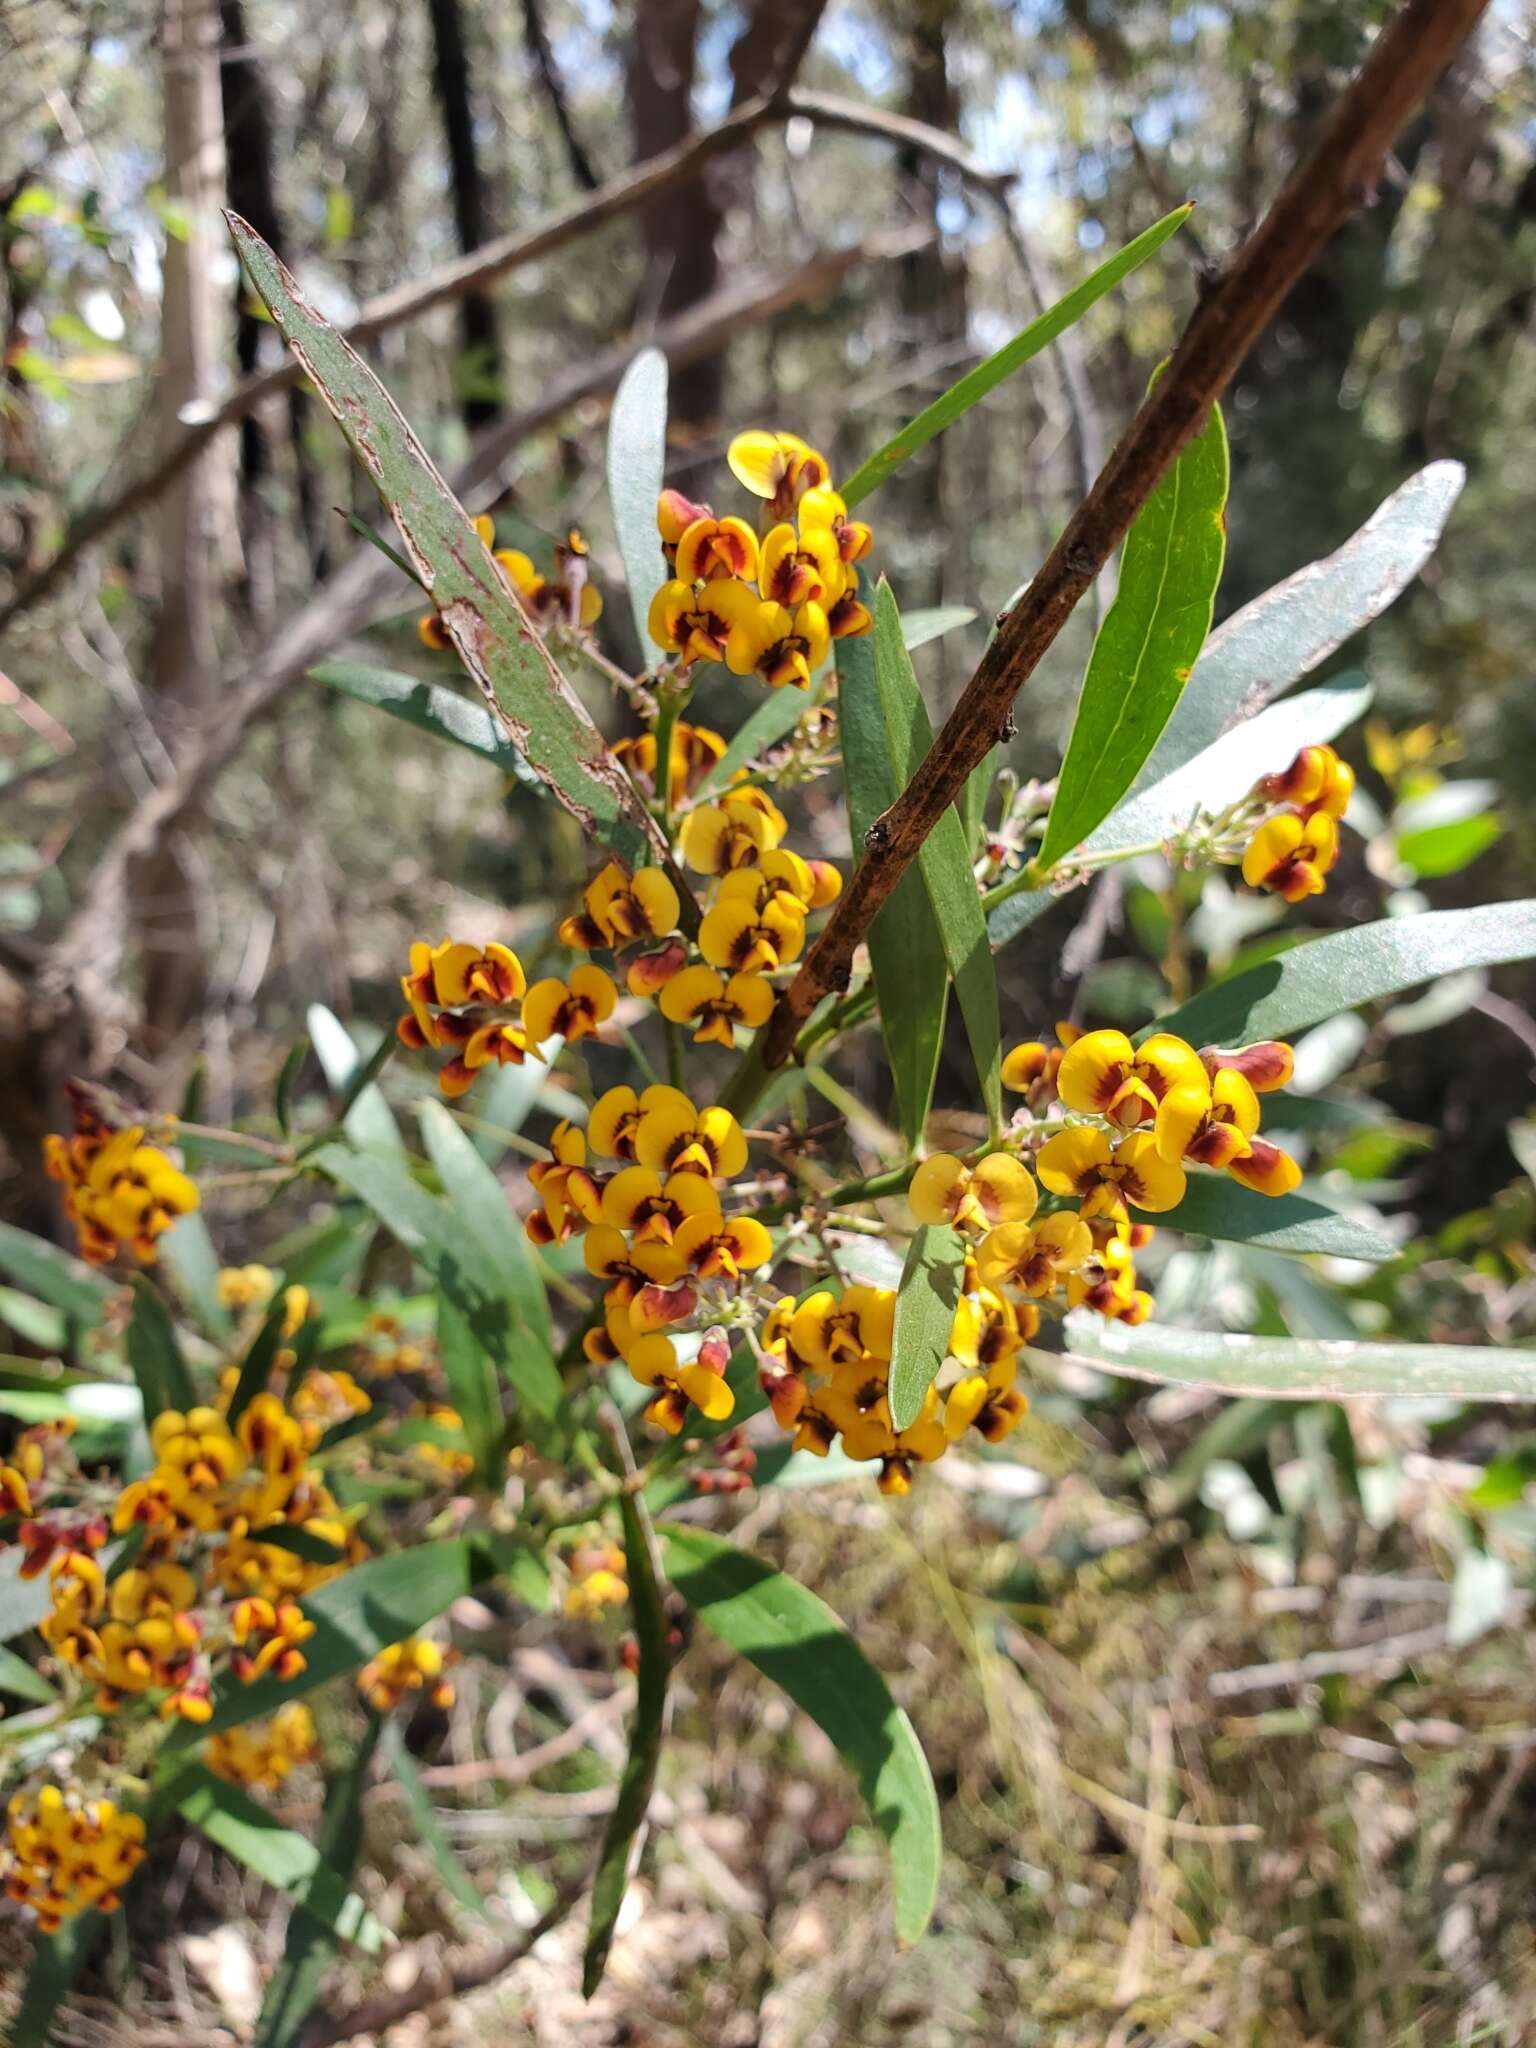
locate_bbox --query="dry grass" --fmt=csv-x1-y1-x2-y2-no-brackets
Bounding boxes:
5,1457,1536,2048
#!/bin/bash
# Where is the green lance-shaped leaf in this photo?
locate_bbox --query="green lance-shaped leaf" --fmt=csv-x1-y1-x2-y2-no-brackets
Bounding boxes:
1056,1313,1536,1404
0,1222,109,1330
418,1098,553,1356
256,1716,383,2048
901,604,977,652
1158,1173,1395,1262
312,661,547,795
312,1142,561,1424
889,1223,965,1431
0,1641,57,1705
583,1490,670,1996
1135,459,1465,794
841,203,1194,506
125,1274,195,1420
695,687,813,801
173,1764,384,1950
435,1289,503,1484
607,347,668,656
224,1290,293,1428
161,1538,487,1749
660,1528,941,1946
1038,394,1228,869
838,635,948,1148
306,1003,405,1162
229,214,680,891
1140,901,1536,1052
872,583,1003,1127
381,1717,493,1921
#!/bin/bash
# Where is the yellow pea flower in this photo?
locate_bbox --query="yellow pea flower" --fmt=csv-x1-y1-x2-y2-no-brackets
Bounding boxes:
672,1211,774,1281
613,721,727,805
659,965,775,1047
647,577,738,666
1241,808,1340,901
758,520,844,609
712,581,830,690
631,1086,748,1178
679,792,787,874
1057,1028,1211,1161
944,1356,1029,1444
698,894,805,975
825,565,874,640
521,966,616,1046
726,429,830,517
559,861,679,950
976,1212,1094,1298
674,514,759,584
1036,1127,1186,1222
625,1333,735,1433
798,484,873,565
909,1152,1039,1233
599,1166,722,1245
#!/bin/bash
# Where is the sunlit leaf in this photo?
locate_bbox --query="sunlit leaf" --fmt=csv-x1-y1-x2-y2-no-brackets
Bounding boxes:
312,661,546,794
900,604,976,651
1396,812,1502,879
659,1528,941,1946
1136,460,1464,792
1160,1173,1395,1261
1056,1314,1536,1402
841,204,1194,505
159,1211,233,1344
306,1004,405,1162
125,1275,195,1420
1038,394,1228,867
606,348,668,655
1142,902,1536,1051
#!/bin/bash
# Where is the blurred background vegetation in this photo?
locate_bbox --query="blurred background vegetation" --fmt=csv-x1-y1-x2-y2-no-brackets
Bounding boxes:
3,1,1536,2042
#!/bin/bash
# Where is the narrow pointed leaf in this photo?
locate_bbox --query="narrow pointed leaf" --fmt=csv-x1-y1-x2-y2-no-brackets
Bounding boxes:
889,1223,965,1431
1058,1313,1536,1403
1159,1174,1395,1261
436,1289,503,1483
694,687,811,800
607,348,668,655
872,583,1002,1124
11,1911,105,2048
583,1490,669,1995
230,214,679,888
159,1211,232,1343
838,635,948,1145
0,1642,57,1704
1136,460,1464,792
418,1098,553,1355
1039,395,1228,867
173,1764,384,1949
1141,902,1536,1051
841,204,1194,506
900,604,976,651
126,1275,195,1420
660,1528,941,1946
224,1291,293,1427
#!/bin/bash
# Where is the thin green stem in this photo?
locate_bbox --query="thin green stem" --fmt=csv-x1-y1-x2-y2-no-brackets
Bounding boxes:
652,678,692,835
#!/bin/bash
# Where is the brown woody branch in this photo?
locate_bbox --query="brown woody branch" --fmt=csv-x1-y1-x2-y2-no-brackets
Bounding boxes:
758,0,1491,1073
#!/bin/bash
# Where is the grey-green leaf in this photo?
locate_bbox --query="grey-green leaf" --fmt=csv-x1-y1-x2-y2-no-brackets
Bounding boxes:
307,1003,405,1162
1135,460,1464,793
381,1717,492,1921
229,213,677,884
1057,1313,1536,1403
889,1223,965,1431
0,1222,109,1330
694,687,811,801
872,583,1002,1126
841,204,1193,506
1141,902,1536,1051
660,1527,941,1947
607,348,668,656
126,1275,195,1420
837,635,948,1146
1038,395,1228,868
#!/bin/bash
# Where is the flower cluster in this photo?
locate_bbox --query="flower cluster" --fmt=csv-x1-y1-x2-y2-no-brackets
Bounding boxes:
1241,743,1354,903
529,1085,768,1433
358,1635,455,1713
418,514,601,650
43,1087,198,1267
563,1541,629,1621
3,1787,146,1934
9,1374,362,1729
205,1702,318,1791
649,430,873,690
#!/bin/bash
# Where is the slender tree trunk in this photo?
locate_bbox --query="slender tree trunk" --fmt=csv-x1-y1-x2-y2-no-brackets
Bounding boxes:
140,0,228,1068
627,0,722,433
219,0,326,591
426,0,504,429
